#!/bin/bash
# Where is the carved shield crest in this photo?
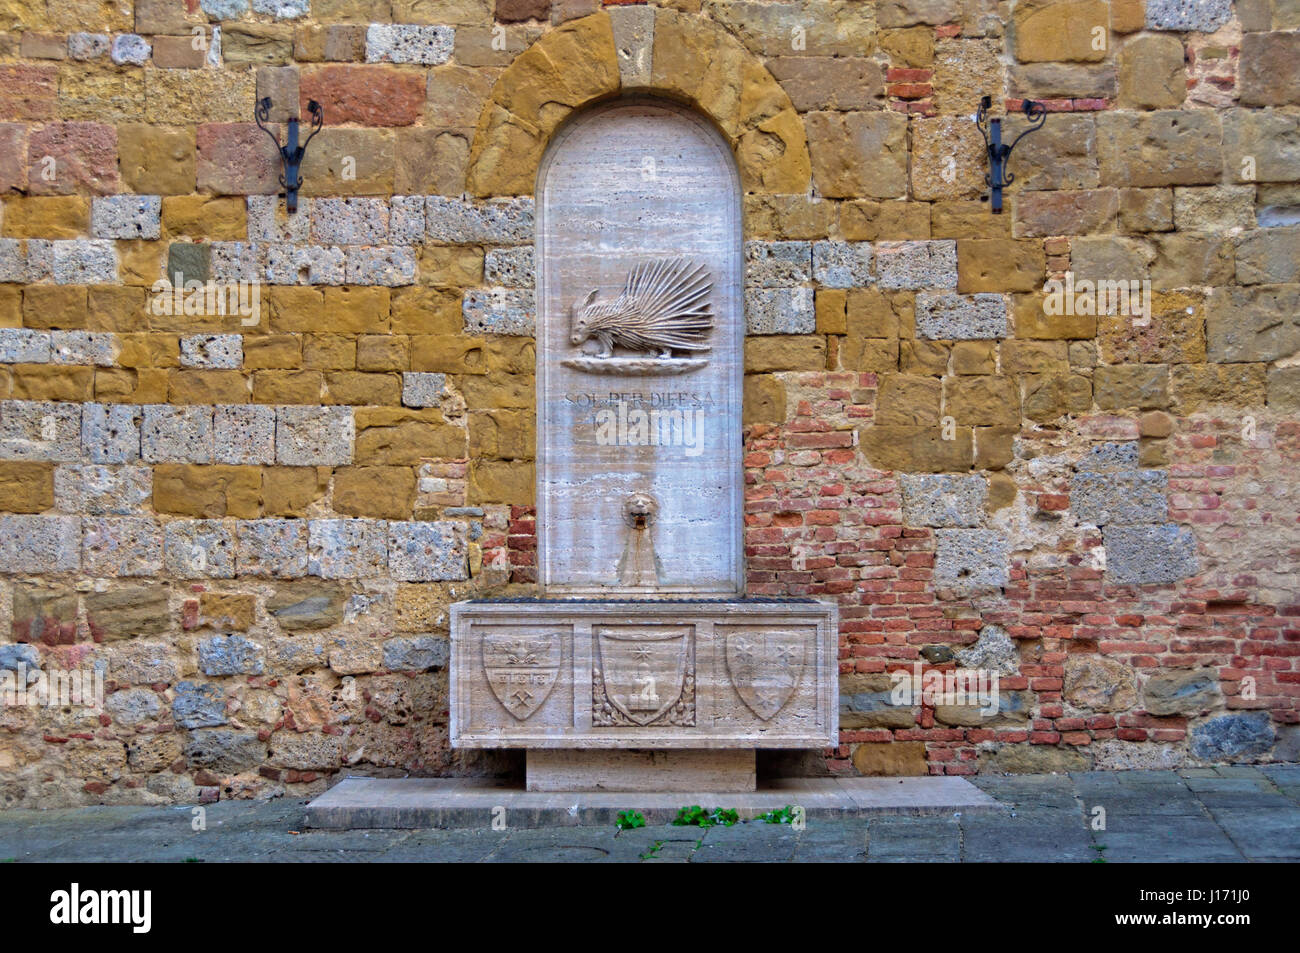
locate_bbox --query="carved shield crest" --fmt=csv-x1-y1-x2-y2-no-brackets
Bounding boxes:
482,630,562,721
595,627,690,726
725,629,809,721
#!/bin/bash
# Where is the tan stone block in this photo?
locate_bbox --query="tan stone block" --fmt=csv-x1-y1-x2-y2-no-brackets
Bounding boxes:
117,240,165,288
1094,364,1170,410
1020,372,1091,421
390,286,463,335
56,65,146,123
945,375,1018,426
244,334,302,370
116,333,179,369
1117,188,1174,233
0,461,54,512
932,37,1003,115
144,68,256,124
957,240,1045,293
88,285,149,332
930,201,1014,239
169,369,249,404
332,465,416,519
355,335,410,372
458,373,533,409
2,195,88,238
743,193,836,240
0,287,21,328
743,335,827,372
1097,291,1205,365
152,35,207,69
899,339,949,375
253,369,323,404
11,364,93,400
23,285,88,329
1171,363,1268,413
743,374,786,425
118,125,196,195
1013,292,1096,340
198,592,257,632
392,0,493,26
469,408,535,460
396,127,470,196
416,245,483,286
806,110,907,199
261,466,329,516
324,371,401,406
1013,0,1109,63
354,407,467,464
1150,233,1234,289
852,740,926,775
1098,111,1223,188
815,289,847,335
987,470,1017,509
94,367,168,403
302,335,356,371
323,287,390,334
468,458,534,505
410,334,488,374
394,583,453,632
154,464,262,518
879,26,934,67
840,200,930,241
299,128,396,196
952,340,996,374
161,195,246,240
1001,340,1068,374
1111,0,1145,33
1118,34,1186,109
876,374,942,426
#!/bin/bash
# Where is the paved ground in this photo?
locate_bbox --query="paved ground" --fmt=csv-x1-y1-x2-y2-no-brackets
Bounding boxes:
2,764,1298,863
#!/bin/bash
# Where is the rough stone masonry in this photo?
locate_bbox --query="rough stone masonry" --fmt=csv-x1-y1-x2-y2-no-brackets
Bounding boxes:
0,0,1298,806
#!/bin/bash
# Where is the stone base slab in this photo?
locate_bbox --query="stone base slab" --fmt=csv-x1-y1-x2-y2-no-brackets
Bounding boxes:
304,776,1002,829
526,749,757,792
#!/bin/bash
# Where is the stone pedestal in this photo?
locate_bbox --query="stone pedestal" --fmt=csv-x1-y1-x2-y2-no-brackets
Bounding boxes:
450,599,838,759
526,749,756,792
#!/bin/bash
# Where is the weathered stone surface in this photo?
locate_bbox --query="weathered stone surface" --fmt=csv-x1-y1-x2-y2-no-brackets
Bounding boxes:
805,111,907,200
401,372,447,409
213,405,276,466
11,583,77,644
840,674,915,729
299,65,424,126
1235,228,1300,285
811,241,872,288
173,681,227,729
276,406,353,466
1145,0,1231,32
955,624,1018,674
987,745,1091,774
91,195,161,240
1013,0,1109,63
483,247,534,287
1142,669,1221,716
852,741,927,776
746,241,812,287
934,529,1009,589
1118,34,1187,109
382,634,449,671
164,520,236,578
269,733,343,771
1221,109,1300,184
1073,469,1168,525
1190,712,1275,761
745,288,815,334
1205,285,1300,363
365,24,453,65
184,730,267,774
199,635,265,676
307,519,388,579
105,689,161,727
1098,112,1222,187
910,116,985,201
767,56,881,111
915,292,1006,340
82,517,163,576
388,521,467,581
236,519,308,578
85,586,170,640
462,288,534,335
142,405,213,464
900,474,986,527
1064,655,1137,712
426,196,534,243
267,580,351,630
1239,33,1300,107
1104,523,1198,585
310,198,389,246
875,241,957,289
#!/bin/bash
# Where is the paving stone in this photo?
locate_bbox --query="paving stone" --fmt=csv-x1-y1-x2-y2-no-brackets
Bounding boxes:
213,404,276,465
308,518,388,579
276,406,353,465
164,519,236,578
0,401,81,462
462,288,535,335
91,195,161,239
142,404,214,463
426,196,534,244
745,287,815,334
1072,469,1168,525
236,519,309,578
387,521,468,582
812,240,873,288
744,240,812,287
933,528,1009,589
82,516,163,576
1104,522,1198,584
915,292,1007,340
900,473,986,527
180,334,243,369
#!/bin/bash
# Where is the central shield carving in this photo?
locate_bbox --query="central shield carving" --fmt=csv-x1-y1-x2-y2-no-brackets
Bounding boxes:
595,626,690,726
482,630,562,721
725,629,810,720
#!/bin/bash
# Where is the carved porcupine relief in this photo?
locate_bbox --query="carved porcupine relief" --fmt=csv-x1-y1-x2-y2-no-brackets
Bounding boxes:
562,258,714,375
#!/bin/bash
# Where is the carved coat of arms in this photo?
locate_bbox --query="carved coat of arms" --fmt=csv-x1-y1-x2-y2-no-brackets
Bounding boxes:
593,626,694,726
482,631,562,721
725,630,810,721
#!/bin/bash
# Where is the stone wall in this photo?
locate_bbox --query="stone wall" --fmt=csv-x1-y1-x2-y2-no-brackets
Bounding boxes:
1,0,1298,806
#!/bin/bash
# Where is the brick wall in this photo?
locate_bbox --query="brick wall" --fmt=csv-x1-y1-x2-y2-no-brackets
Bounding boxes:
1,0,1298,806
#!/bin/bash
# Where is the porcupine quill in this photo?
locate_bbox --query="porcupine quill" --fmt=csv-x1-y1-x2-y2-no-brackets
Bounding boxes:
568,257,714,358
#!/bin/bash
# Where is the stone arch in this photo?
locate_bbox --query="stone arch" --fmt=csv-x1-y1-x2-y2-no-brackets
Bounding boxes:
464,9,811,198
